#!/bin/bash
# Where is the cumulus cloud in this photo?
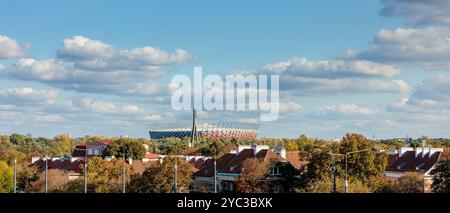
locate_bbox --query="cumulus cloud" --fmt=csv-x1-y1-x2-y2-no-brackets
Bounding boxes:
380,0,450,26
258,57,409,96
2,36,194,98
350,27,450,69
279,101,303,113
385,75,450,128
0,35,28,59
263,57,400,78
280,76,410,95
71,97,118,113
319,104,377,116
0,87,58,105
6,58,171,97
57,36,195,70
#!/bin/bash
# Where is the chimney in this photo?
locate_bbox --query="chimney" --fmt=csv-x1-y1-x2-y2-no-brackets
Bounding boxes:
31,157,40,164
127,157,132,165
274,147,286,159
399,147,414,157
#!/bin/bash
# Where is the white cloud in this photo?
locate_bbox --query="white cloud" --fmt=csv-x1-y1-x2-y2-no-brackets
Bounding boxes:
0,35,28,59
122,104,144,114
380,0,450,26
34,114,64,123
0,87,58,105
57,36,195,70
281,76,410,95
351,27,450,69
71,97,118,113
3,36,194,98
258,57,409,96
264,57,400,78
319,104,376,116
7,58,171,97
279,101,303,113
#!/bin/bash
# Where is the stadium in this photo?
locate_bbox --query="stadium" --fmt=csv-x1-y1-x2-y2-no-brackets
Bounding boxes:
148,121,259,140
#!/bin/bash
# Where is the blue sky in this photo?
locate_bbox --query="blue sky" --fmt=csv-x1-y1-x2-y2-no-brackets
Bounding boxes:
1,0,450,139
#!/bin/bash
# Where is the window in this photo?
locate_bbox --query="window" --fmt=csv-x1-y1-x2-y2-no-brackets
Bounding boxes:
87,149,93,155
271,167,280,175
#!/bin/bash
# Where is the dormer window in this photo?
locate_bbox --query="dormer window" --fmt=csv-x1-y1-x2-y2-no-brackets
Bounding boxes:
271,166,280,175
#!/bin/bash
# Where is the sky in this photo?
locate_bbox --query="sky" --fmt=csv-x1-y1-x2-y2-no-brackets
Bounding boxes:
1,0,450,139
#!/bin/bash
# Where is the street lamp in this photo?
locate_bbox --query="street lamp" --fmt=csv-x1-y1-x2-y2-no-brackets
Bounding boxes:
13,157,17,193
327,147,383,193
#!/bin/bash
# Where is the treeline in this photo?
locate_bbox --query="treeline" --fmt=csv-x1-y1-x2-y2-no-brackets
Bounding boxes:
0,133,157,192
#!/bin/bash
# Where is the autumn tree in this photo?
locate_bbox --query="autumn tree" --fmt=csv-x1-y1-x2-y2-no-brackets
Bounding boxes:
338,133,387,182
128,157,193,193
0,161,14,192
80,157,132,193
299,176,372,193
29,169,70,193
235,158,271,193
431,159,450,193
395,172,424,193
106,138,145,159
50,134,74,156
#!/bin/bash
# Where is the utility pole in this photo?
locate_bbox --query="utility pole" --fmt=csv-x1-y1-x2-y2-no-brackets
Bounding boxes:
190,108,198,147
344,154,348,193
214,159,217,193
332,165,336,193
84,146,88,193
173,141,178,193
122,147,126,193
13,157,17,193
45,156,48,193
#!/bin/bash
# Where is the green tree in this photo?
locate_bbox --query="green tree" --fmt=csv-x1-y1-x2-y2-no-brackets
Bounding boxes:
285,141,299,151
157,137,188,155
0,161,14,192
431,159,450,193
106,138,145,159
299,176,371,193
128,157,193,193
49,134,74,156
339,133,387,182
78,157,132,193
201,139,224,158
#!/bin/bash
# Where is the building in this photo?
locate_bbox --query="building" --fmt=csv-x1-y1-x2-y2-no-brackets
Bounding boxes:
31,157,85,181
192,144,303,193
384,147,444,192
72,140,113,158
148,121,259,140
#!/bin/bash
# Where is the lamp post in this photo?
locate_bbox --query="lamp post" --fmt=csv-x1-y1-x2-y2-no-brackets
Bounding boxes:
173,143,178,193
45,155,48,193
327,147,383,193
13,157,17,193
214,159,217,193
84,146,88,193
122,145,126,194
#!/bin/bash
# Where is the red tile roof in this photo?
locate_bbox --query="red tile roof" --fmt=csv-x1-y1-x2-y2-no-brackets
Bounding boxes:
194,148,294,177
31,158,84,174
285,151,308,169
386,151,441,173
144,153,160,159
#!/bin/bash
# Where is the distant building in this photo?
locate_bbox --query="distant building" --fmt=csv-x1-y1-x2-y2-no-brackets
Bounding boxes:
192,144,304,193
384,147,444,192
31,157,85,181
72,140,113,158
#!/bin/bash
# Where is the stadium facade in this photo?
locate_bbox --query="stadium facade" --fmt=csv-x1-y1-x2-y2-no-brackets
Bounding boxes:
148,121,259,140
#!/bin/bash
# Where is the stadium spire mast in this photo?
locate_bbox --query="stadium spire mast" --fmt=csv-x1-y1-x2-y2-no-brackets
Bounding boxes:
190,108,199,147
